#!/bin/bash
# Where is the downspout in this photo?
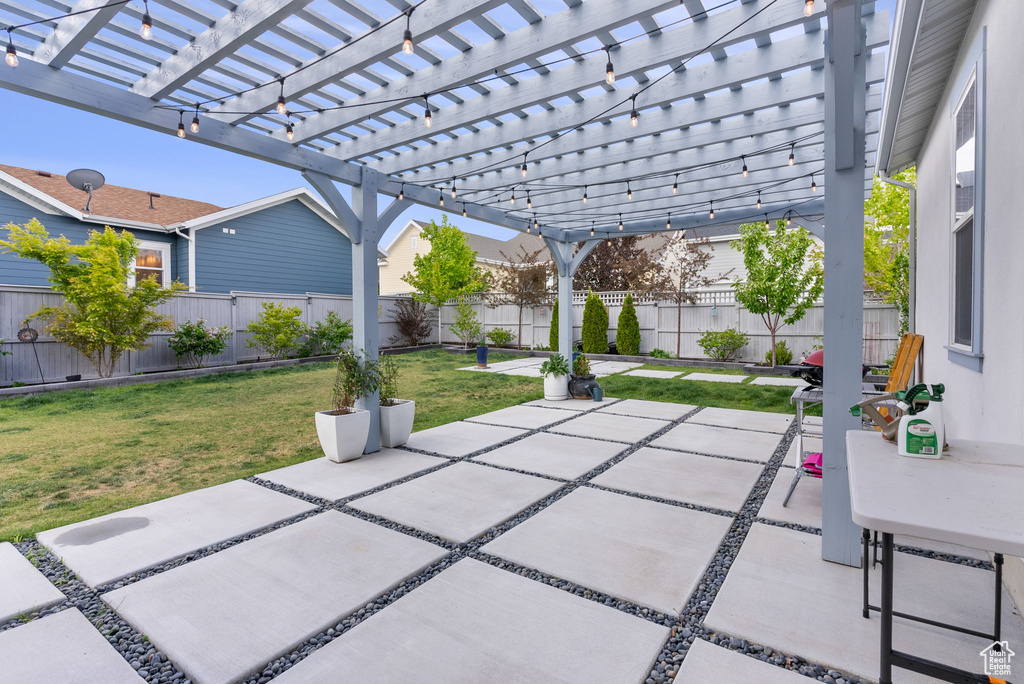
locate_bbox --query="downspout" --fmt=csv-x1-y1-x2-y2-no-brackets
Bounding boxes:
171,226,196,291
877,172,917,376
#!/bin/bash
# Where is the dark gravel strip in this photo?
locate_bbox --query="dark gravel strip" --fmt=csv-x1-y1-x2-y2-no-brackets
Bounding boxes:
583,482,737,519
332,504,455,550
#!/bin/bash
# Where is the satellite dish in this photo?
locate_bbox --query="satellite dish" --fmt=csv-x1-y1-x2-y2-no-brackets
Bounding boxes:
66,168,105,213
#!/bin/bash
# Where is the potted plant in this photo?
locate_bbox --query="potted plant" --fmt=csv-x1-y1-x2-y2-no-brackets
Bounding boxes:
379,355,415,448
568,353,600,399
315,350,380,463
539,353,570,401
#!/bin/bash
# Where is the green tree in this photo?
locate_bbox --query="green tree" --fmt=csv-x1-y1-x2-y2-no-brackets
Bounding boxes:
0,220,185,377
731,220,824,366
616,293,641,356
865,168,915,333
549,299,559,351
449,296,482,347
581,291,609,354
402,216,490,343
245,302,307,360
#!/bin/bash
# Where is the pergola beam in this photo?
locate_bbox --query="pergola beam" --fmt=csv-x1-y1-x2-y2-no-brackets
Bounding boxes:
33,0,126,69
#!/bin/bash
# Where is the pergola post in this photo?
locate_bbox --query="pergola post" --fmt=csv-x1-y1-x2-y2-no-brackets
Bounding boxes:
544,238,602,361
821,0,867,566
305,167,409,454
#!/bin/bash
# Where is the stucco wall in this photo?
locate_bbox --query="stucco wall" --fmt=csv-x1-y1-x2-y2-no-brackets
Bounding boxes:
914,0,1024,446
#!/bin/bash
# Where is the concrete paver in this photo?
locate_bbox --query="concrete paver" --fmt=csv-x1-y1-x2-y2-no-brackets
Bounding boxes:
257,450,444,501
404,421,529,457
0,609,143,683
592,447,763,512
622,369,683,379
0,542,66,622
596,398,696,421
676,640,809,683
483,488,732,615
550,412,670,444
349,462,563,542
104,511,446,684
36,481,316,587
474,432,626,480
749,376,808,387
688,407,794,433
273,558,669,684
651,423,782,462
523,397,610,410
679,372,747,383
464,405,574,430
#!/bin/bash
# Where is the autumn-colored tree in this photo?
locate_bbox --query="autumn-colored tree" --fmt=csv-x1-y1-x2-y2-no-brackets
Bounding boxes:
402,216,490,343
865,168,915,333
573,236,667,298
488,245,554,349
658,230,728,357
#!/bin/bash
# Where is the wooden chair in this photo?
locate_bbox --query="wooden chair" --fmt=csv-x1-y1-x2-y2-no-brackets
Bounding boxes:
883,332,924,392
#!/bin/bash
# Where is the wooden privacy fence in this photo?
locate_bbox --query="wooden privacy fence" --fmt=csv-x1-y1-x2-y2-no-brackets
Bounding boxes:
439,290,900,365
0,285,435,385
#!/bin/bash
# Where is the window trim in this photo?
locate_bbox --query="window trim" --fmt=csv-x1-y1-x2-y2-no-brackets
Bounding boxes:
129,240,172,287
945,32,985,372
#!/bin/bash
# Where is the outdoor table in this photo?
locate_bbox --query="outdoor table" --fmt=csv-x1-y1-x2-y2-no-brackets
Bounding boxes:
847,430,1024,684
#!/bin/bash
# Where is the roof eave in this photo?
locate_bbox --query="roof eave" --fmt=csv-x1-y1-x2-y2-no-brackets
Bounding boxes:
875,0,925,176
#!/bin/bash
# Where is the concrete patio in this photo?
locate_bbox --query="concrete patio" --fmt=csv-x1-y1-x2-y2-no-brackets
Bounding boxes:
2,398,1021,684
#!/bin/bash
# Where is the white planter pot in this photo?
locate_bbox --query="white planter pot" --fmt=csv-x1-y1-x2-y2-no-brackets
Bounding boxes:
543,374,569,401
380,399,416,448
315,408,370,463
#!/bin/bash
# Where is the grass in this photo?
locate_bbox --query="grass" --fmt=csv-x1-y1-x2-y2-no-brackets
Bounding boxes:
0,350,805,540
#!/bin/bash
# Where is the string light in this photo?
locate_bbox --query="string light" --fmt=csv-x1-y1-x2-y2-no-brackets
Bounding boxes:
582,186,588,204
709,200,714,220
285,119,294,142
786,211,792,226
5,29,18,67
666,213,672,231
788,143,795,166
629,94,639,128
176,110,185,138
190,104,200,134
810,174,817,192
590,222,595,237
462,203,468,217
741,155,748,178
398,183,404,201
618,214,623,231
521,154,528,178
140,0,153,40
627,181,633,200
604,46,615,85
423,95,431,127
804,0,815,18
402,8,414,56
607,234,612,247
672,174,678,195
450,178,457,199
533,214,539,231
439,189,444,207
756,191,762,209
276,79,287,116
526,190,532,209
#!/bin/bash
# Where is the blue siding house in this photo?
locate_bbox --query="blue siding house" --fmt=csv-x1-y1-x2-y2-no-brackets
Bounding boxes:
0,164,359,295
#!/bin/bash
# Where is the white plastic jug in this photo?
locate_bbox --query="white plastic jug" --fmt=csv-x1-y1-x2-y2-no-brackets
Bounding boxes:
896,384,944,459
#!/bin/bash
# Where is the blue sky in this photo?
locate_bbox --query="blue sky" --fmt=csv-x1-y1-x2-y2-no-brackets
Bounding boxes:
0,0,896,248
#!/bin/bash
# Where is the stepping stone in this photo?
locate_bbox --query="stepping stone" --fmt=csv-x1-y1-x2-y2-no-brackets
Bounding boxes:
502,366,543,377
456,366,498,372
749,376,807,387
677,640,808,683
474,432,626,480
521,397,595,411
349,462,562,542
483,488,732,615
651,423,782,463
689,407,794,433
679,372,747,383
550,412,670,444
37,481,316,588
623,369,683,379
465,405,573,430
0,542,66,622
257,450,444,501
588,361,643,374
404,421,528,458
706,524,1024,684
488,358,543,368
273,558,668,684
104,511,445,684
0,609,143,683
597,398,696,421
592,447,763,512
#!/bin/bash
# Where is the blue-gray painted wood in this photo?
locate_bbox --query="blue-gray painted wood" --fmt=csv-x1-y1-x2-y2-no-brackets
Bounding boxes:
192,198,352,295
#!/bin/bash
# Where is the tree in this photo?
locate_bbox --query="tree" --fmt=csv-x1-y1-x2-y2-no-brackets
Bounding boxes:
246,302,307,359
731,220,824,366
0,220,185,377
658,230,726,357
401,215,490,343
388,298,434,347
581,291,609,353
449,296,482,347
573,235,667,298
616,293,641,356
549,299,559,350
865,168,915,333
489,245,554,349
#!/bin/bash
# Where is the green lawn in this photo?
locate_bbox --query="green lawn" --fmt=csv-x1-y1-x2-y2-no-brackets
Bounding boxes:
0,350,800,540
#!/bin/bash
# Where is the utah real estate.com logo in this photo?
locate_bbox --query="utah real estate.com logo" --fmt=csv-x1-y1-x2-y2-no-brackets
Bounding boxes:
980,641,1014,679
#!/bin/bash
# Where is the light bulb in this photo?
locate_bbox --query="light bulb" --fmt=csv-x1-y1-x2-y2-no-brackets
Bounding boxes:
424,109,431,127
582,187,587,203
403,29,414,56
398,185,404,201
5,40,18,68
439,191,444,207
141,14,153,40
527,193,532,210
786,214,792,226
756,192,761,209
666,215,672,230
630,109,638,128
462,205,467,217
607,237,612,246
590,224,595,237
521,160,528,178
190,117,199,134
741,157,748,177
788,145,795,166
804,0,815,18
533,215,538,230
286,123,294,142
605,48,615,85
709,202,714,220
672,176,678,194
811,176,817,192
177,122,185,138
618,214,623,231
451,182,457,199
509,191,515,206
276,95,286,116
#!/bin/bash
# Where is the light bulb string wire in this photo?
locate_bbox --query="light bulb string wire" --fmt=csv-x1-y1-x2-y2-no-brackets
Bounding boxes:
3,0,132,33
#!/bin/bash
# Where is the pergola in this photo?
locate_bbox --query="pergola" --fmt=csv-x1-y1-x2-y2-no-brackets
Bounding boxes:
0,0,885,565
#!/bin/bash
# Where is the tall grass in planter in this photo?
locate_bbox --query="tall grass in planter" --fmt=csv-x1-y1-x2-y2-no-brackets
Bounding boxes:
316,350,380,462
378,355,415,448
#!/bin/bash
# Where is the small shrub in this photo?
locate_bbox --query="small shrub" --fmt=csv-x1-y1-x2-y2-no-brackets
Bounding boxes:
301,311,352,357
581,292,608,354
450,297,482,347
331,349,380,414
573,353,591,376
378,355,401,406
486,328,515,348
246,302,307,360
539,353,570,377
697,328,750,362
765,340,793,366
388,298,433,347
616,293,641,356
549,300,559,351
648,348,674,359
167,319,232,369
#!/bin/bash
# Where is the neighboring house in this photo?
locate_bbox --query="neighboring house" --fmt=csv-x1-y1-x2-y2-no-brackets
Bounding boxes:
0,164,370,295
875,0,1023,609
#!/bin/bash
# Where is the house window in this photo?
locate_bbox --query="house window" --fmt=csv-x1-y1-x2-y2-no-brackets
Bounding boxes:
130,241,171,287
411,235,418,250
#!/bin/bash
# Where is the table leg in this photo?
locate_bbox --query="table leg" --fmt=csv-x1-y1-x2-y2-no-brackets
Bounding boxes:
863,528,871,619
880,532,894,684
995,553,1003,644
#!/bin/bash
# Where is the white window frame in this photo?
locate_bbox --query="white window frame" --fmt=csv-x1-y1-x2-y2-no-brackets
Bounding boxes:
128,240,172,287
945,32,985,372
